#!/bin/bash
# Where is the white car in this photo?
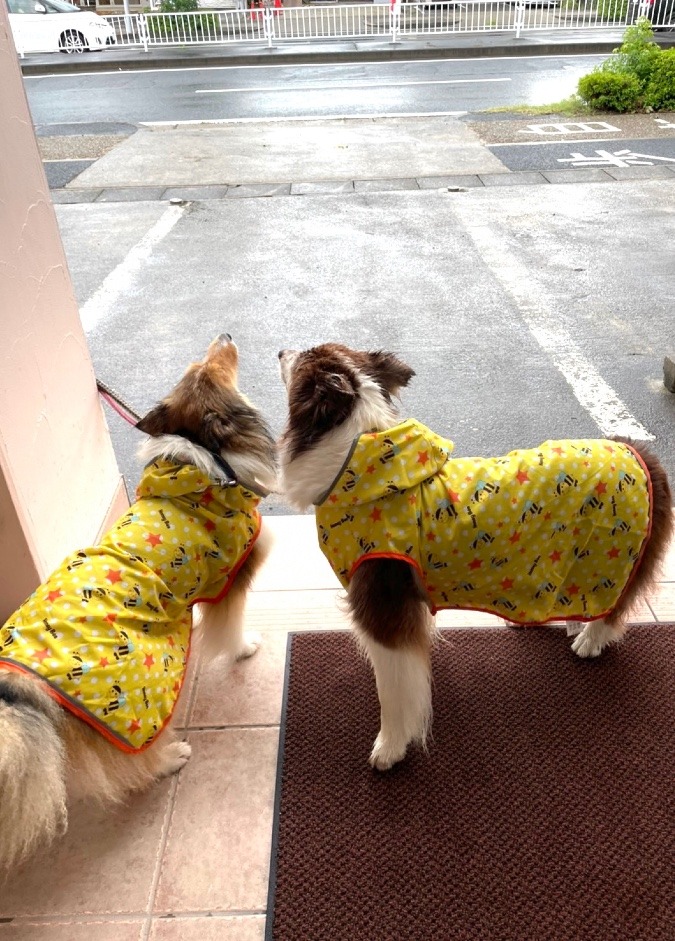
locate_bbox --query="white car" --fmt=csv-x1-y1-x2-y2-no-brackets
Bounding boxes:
7,0,117,54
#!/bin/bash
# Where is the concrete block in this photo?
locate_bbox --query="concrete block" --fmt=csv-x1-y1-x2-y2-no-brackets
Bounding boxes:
416,174,483,189
479,171,548,187
664,356,675,393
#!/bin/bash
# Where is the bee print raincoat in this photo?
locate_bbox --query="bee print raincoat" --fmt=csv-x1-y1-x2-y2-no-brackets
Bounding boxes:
0,460,263,751
315,420,652,624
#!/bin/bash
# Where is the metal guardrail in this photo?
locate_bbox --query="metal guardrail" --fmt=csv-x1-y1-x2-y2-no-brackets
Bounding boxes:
103,2,675,50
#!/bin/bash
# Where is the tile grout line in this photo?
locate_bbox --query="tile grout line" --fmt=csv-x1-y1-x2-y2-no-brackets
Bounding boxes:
4,909,267,926
140,773,181,941
183,723,282,732
181,644,204,730
139,642,206,937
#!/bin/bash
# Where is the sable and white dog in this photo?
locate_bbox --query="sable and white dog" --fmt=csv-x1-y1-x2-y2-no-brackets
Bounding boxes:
278,343,672,772
0,335,277,868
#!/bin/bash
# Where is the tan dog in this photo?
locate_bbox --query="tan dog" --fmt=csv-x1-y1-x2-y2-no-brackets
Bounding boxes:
0,335,277,868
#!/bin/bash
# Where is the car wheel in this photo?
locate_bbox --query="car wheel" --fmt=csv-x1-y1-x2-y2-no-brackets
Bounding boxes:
58,30,88,54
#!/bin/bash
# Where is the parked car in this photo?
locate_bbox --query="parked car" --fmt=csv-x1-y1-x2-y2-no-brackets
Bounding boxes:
7,0,117,54
629,0,675,27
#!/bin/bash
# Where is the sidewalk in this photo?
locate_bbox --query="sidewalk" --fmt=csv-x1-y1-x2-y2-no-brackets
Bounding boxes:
2,512,674,939
20,27,675,75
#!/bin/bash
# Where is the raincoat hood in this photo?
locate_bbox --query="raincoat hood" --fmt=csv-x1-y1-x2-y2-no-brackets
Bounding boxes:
317,420,454,508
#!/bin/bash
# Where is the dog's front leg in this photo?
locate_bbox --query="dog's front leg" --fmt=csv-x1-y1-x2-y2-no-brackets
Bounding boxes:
195,528,273,662
197,584,261,662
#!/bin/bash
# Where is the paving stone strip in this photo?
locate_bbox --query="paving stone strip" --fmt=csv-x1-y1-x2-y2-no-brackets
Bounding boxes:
47,166,675,203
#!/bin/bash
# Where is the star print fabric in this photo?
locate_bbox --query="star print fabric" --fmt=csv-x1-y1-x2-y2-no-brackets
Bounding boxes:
315,420,651,624
0,460,261,751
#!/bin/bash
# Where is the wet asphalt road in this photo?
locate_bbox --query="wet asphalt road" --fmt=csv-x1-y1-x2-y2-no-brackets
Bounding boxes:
24,54,606,126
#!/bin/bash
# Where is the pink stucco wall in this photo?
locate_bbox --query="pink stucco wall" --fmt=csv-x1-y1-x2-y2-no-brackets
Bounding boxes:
0,6,127,620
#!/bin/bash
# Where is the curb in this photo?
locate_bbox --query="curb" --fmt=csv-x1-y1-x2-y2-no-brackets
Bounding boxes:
20,36,675,75
47,165,675,202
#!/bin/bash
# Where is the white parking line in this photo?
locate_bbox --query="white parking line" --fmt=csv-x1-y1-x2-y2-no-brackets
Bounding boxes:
491,137,644,148
195,78,511,93
80,204,184,333
452,210,654,441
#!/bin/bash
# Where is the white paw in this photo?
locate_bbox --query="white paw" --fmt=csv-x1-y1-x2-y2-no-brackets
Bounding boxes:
160,740,192,776
236,631,262,661
369,733,407,772
571,624,608,659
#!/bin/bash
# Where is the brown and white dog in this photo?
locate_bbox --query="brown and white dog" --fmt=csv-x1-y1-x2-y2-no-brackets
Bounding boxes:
278,342,672,771
0,335,277,868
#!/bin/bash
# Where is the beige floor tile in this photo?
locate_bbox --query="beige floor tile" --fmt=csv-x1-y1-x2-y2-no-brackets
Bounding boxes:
153,728,277,914
0,921,144,941
149,915,265,941
625,597,656,622
646,581,675,621
189,630,288,728
0,780,173,918
658,553,675,581
436,609,505,628
252,516,335,591
244,588,350,632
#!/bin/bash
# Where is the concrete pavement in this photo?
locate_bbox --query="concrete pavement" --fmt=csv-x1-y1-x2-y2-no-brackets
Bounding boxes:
24,29,675,507
40,108,675,197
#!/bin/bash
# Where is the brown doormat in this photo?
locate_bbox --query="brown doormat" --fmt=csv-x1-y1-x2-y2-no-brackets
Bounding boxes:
266,626,675,941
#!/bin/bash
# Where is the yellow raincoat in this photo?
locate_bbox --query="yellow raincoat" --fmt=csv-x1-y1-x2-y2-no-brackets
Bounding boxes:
315,420,652,624
0,460,263,751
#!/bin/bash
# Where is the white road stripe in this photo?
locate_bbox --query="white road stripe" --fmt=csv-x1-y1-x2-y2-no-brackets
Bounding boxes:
140,110,468,125
453,214,654,441
79,204,184,333
195,77,511,93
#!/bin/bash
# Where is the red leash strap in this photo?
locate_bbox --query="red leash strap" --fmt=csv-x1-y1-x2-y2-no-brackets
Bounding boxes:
96,378,141,427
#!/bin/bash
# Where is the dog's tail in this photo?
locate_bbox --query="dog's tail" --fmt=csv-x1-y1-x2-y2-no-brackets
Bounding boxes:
0,674,68,870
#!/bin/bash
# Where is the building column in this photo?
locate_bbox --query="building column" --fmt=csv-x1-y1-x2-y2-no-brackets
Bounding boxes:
0,7,127,621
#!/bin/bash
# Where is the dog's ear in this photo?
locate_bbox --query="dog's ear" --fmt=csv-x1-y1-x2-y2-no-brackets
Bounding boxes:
136,403,171,437
203,412,233,451
367,351,415,395
315,372,357,428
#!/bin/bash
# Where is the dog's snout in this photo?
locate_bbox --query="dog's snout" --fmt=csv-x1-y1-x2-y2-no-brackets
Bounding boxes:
218,332,233,344
278,349,287,360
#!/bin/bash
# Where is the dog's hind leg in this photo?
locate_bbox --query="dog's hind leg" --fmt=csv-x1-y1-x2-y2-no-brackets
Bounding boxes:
349,559,434,771
571,618,628,658
359,638,432,771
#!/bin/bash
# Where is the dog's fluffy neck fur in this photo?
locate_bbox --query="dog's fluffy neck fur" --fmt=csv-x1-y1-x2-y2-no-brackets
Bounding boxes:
281,379,399,510
138,434,277,496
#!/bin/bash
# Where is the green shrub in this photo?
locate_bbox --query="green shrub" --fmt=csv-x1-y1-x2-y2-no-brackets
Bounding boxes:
601,17,661,88
644,47,675,109
144,0,221,39
577,70,642,111
596,0,629,21
157,0,199,11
